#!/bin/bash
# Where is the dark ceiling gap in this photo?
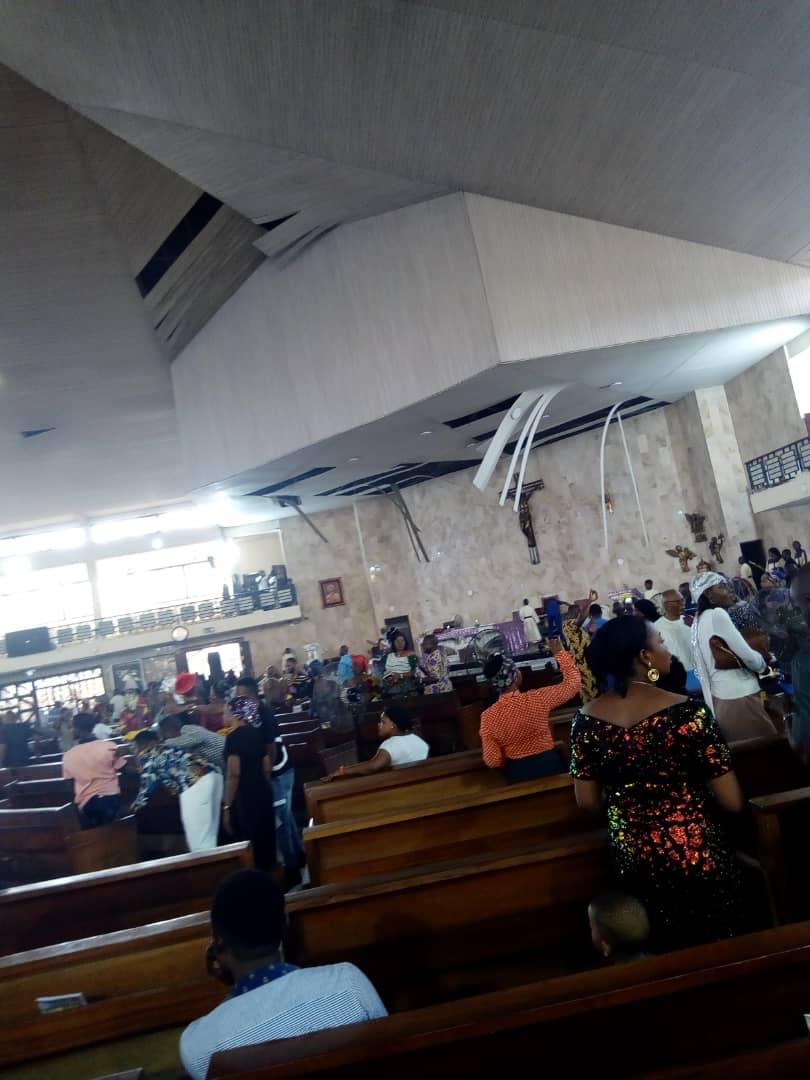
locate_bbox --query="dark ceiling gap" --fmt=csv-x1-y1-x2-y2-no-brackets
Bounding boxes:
135,193,223,297
443,394,520,429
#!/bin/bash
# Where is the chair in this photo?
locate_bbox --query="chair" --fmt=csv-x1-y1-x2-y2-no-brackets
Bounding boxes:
75,624,93,642
277,588,293,607
221,598,237,617
95,620,115,637
56,626,74,646
117,615,135,635
260,590,277,610
179,604,196,622
138,612,157,632
157,608,175,627
197,601,215,621
237,595,254,614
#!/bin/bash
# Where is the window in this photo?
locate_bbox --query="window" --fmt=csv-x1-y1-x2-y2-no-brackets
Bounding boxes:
34,668,105,711
0,563,93,636
95,542,228,617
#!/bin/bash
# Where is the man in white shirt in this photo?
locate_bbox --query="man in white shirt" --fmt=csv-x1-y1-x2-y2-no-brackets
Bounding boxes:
737,556,755,587
643,578,656,601
180,870,387,1079
657,590,696,673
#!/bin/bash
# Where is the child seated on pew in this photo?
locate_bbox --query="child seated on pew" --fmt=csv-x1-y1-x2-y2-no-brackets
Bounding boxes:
588,892,650,965
180,869,387,1080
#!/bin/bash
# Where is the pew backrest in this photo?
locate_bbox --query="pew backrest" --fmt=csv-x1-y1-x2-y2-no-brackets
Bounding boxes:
0,840,253,954
304,749,491,824
304,773,590,884
4,777,74,807
0,804,139,884
207,920,810,1078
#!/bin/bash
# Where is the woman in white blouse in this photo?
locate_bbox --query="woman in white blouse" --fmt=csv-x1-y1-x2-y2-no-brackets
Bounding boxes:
691,571,775,742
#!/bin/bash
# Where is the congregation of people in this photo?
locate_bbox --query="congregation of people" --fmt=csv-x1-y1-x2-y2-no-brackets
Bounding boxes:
4,533,810,1074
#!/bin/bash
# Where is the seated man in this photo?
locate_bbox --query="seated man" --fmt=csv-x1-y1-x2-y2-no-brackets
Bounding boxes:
180,870,387,1079
62,712,129,826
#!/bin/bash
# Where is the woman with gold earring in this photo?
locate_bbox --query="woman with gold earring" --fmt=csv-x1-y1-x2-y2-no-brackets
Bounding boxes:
569,617,745,952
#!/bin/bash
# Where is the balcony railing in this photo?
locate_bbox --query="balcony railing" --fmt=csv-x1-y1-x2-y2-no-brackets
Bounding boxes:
745,436,810,492
0,585,299,658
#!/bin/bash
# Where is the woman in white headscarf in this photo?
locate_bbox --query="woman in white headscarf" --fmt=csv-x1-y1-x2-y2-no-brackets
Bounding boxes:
691,571,775,742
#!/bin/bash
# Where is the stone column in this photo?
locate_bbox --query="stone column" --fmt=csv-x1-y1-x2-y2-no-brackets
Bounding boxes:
693,386,757,545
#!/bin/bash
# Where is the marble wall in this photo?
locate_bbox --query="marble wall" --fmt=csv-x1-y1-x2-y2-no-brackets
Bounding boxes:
238,506,377,671
726,344,809,548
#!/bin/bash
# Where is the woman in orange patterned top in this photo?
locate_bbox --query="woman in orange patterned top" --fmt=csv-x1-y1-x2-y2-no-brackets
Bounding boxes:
479,639,581,782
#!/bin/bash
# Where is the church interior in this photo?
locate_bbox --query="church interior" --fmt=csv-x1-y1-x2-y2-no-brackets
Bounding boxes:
2,3,810,1077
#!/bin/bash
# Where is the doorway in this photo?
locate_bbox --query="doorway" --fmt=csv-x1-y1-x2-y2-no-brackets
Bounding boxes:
184,641,242,681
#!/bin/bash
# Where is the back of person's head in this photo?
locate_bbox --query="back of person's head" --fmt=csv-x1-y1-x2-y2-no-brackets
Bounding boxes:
73,712,95,737
235,676,259,698
782,548,792,560
633,597,659,621
644,579,653,589
339,644,349,655
768,546,781,558
133,729,158,750
158,714,183,738
212,869,286,959
382,704,414,732
588,892,650,960
589,603,602,617
587,618,650,697
522,597,530,606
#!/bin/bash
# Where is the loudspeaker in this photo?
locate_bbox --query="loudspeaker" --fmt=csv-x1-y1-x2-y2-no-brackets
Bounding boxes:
5,626,52,657
739,539,766,587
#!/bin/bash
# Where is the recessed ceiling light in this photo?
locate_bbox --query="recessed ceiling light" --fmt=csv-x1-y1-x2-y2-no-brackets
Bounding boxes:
347,456,360,463
420,430,433,437
151,536,164,549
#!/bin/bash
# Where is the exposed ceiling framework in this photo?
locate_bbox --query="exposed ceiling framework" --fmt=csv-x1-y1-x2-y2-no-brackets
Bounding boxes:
210,317,810,517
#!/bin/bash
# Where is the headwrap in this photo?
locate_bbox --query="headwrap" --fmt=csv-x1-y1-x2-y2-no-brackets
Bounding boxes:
488,654,518,693
690,571,726,605
228,695,260,726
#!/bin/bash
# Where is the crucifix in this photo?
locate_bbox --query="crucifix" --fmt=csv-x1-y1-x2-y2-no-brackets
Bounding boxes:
507,478,545,565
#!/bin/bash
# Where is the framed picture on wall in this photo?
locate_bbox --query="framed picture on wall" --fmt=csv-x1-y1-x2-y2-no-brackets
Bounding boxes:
319,578,345,608
111,660,144,693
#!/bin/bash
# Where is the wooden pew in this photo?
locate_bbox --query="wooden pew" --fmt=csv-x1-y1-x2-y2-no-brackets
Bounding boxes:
0,830,610,1068
0,911,216,1068
645,1037,810,1079
750,784,810,923
305,750,496,824
304,773,589,885
729,733,809,797
5,777,74,807
290,831,611,1003
0,841,253,954
0,762,63,787
0,805,138,886
207,920,810,1078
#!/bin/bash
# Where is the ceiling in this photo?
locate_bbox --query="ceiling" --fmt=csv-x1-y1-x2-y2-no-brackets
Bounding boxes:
3,0,810,265
214,317,810,517
3,2,810,531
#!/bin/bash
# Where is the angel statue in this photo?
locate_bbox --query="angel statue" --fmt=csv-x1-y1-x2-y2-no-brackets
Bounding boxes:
709,534,725,564
666,545,697,573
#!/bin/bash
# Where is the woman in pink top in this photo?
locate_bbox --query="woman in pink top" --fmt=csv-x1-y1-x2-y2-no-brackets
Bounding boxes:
62,713,129,826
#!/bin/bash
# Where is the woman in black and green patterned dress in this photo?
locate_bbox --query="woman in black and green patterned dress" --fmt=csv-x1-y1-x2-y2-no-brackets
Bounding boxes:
570,616,745,950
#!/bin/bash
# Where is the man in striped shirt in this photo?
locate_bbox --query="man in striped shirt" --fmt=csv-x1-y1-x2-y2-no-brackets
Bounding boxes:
180,870,387,1079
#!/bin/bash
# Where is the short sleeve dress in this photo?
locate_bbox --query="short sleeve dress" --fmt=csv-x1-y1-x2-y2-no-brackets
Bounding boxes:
570,699,741,949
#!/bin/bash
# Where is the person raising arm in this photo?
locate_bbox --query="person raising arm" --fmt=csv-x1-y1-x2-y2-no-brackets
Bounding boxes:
479,639,581,782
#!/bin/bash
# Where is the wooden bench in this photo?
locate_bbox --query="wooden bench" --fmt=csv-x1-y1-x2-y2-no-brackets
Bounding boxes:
304,773,589,885
0,841,253,954
5,777,74,807
0,830,610,1067
0,912,217,1067
305,749,494,824
207,919,810,1078
750,784,810,923
0,805,139,886
0,762,63,787
290,830,611,1004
